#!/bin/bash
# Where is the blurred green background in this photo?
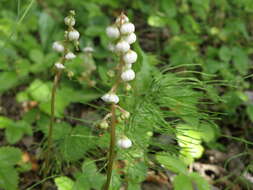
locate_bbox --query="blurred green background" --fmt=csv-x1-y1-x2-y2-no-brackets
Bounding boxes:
1,0,253,189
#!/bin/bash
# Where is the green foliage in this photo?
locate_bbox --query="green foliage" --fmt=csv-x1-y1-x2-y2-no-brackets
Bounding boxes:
0,147,22,190
0,0,252,189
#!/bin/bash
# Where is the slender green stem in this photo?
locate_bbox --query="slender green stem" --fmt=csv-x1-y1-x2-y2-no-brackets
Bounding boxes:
43,70,62,178
103,104,116,190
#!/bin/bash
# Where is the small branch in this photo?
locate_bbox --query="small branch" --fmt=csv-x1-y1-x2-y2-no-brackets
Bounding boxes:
43,69,62,178
103,55,124,190
103,103,117,190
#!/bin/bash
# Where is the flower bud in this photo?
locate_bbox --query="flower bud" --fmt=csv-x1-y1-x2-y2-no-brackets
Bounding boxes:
106,26,120,39
121,69,135,81
123,33,136,44
120,22,135,34
108,43,115,52
123,50,137,64
52,41,64,52
64,16,75,26
125,83,132,91
121,111,130,120
116,14,129,24
65,52,76,60
83,46,94,53
68,30,80,41
115,41,130,53
117,137,132,149
55,62,65,69
101,93,119,104
99,120,109,129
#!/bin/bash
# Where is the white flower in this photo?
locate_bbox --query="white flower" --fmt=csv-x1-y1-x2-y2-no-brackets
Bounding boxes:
123,50,137,64
120,22,135,34
101,93,119,104
64,16,75,26
115,41,130,53
52,41,64,52
65,52,76,60
83,46,94,53
117,137,132,149
68,30,80,41
121,69,135,81
106,26,120,39
123,33,136,44
108,43,115,52
116,14,129,24
55,62,65,69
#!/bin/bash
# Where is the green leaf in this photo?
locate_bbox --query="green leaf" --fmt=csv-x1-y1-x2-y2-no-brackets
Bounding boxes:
0,116,13,129
156,154,188,174
189,172,211,190
0,147,22,166
0,166,19,190
246,104,253,122
39,12,55,49
5,120,32,144
60,126,95,161
232,47,249,75
28,79,51,102
219,46,232,62
173,174,193,190
54,176,74,190
148,15,167,27
0,72,19,93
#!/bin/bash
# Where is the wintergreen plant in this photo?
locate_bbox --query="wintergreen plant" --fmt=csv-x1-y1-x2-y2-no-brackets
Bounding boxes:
101,12,137,190
43,10,80,178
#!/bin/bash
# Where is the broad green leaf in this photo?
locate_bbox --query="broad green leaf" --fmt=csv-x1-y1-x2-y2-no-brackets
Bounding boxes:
0,116,13,129
39,12,55,49
0,72,19,93
28,79,51,102
233,47,249,75
148,15,167,27
5,120,32,144
55,176,74,190
156,154,188,174
189,172,211,190
0,147,22,166
173,174,193,190
60,126,95,161
0,166,19,190
219,46,232,62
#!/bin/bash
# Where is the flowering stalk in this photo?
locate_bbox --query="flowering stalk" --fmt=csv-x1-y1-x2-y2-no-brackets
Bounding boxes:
102,13,137,190
43,10,80,178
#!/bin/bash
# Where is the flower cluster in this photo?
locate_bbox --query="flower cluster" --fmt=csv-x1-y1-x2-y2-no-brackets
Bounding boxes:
52,10,80,69
102,13,137,105
101,13,137,149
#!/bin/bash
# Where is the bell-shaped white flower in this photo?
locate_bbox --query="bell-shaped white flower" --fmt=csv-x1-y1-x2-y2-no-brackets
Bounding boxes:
64,16,75,26
121,69,135,81
68,30,80,41
83,46,94,53
117,137,132,149
123,50,137,64
106,25,120,39
65,52,76,60
115,41,130,53
55,62,65,69
120,22,135,34
108,43,115,52
123,33,136,45
116,14,129,24
101,93,119,104
52,41,64,52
